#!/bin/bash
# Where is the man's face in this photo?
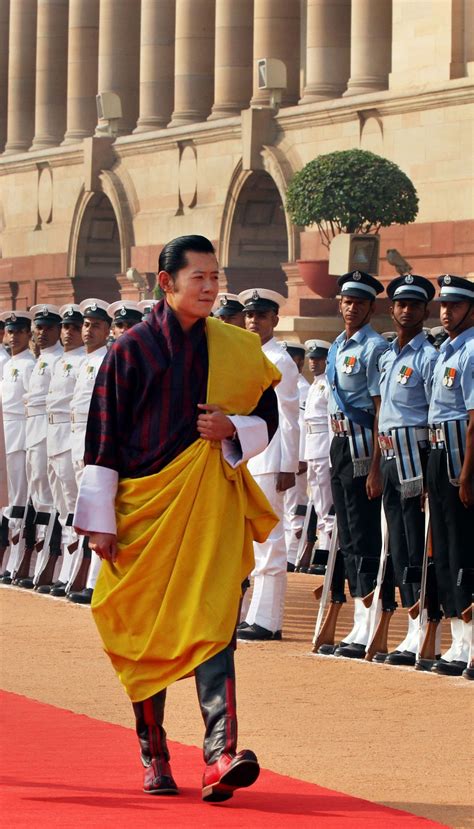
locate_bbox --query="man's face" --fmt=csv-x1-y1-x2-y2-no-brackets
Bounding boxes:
82,318,110,352
244,309,278,345
440,300,474,334
339,296,374,329
112,321,134,339
220,312,245,329
34,322,60,350
390,299,428,331
6,327,30,355
309,356,326,377
159,251,219,323
61,323,83,351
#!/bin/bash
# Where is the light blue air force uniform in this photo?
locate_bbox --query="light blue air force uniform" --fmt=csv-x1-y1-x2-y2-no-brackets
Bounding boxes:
379,332,438,432
327,323,387,416
428,327,474,424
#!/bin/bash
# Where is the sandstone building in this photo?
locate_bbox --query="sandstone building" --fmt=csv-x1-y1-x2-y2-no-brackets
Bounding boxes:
0,0,473,338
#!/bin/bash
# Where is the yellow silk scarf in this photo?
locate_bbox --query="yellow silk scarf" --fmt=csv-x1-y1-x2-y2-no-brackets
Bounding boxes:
91,318,281,702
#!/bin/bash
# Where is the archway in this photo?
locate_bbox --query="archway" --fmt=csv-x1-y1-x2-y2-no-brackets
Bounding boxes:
72,193,121,303
223,170,289,295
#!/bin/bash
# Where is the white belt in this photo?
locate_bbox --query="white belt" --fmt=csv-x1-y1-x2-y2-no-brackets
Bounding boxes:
306,423,328,435
47,413,71,424
70,412,88,423
26,407,46,418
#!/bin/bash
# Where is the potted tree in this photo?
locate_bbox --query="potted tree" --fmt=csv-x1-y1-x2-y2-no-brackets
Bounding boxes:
286,149,419,298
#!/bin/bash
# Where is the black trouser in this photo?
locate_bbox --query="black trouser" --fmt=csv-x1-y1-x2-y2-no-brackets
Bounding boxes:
427,448,473,618
132,643,237,767
330,436,382,598
381,453,428,608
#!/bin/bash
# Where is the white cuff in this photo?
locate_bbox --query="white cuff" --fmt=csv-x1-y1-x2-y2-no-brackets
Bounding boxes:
73,464,118,535
222,415,268,469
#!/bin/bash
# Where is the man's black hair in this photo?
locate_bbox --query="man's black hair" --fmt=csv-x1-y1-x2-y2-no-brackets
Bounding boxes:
158,235,215,278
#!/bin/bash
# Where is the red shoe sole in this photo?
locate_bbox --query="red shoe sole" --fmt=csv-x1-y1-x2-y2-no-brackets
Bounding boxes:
202,759,260,803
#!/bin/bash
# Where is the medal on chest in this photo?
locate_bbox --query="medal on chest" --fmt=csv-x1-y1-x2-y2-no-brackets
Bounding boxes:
10,367,19,382
63,362,73,377
342,355,356,374
442,366,456,388
37,360,47,376
86,364,95,380
397,365,413,385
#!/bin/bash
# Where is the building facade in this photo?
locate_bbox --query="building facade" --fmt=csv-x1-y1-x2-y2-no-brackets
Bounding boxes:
0,0,473,338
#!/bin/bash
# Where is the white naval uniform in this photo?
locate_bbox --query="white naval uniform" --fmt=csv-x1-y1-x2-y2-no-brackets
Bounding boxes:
69,346,107,590
1,349,36,572
304,373,334,551
47,346,86,527
0,345,11,510
284,373,310,566
246,338,300,632
24,343,64,518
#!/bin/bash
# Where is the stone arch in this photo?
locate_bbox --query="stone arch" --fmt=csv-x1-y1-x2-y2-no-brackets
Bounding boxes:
219,151,298,296
67,172,136,302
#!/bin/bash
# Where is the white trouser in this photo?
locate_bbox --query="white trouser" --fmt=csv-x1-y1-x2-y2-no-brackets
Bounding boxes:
307,457,334,551
67,458,100,591
48,449,79,540
5,450,28,531
245,473,287,632
26,440,55,540
284,471,308,566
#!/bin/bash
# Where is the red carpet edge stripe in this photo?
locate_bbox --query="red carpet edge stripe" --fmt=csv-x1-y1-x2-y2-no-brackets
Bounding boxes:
0,690,448,828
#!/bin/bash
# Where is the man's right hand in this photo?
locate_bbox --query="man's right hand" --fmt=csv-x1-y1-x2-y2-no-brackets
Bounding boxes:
88,532,118,563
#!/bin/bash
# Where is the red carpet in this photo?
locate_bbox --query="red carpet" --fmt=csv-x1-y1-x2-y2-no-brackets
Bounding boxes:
1,691,446,828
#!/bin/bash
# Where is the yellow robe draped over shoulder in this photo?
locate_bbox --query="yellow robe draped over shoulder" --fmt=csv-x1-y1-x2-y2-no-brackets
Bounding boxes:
91,318,281,702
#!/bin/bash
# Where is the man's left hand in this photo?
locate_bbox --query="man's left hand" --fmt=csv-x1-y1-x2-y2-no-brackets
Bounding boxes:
276,472,296,492
197,404,235,441
366,468,383,500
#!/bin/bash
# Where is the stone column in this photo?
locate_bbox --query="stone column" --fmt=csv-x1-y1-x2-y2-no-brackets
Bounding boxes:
250,0,300,108
0,0,9,152
208,0,253,120
344,0,392,96
97,0,141,135
134,0,175,133
4,0,37,154
299,0,350,103
62,0,100,144
169,0,215,127
30,0,69,150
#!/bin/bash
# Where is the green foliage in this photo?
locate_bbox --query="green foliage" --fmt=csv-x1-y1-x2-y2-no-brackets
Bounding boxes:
153,284,164,300
286,149,419,248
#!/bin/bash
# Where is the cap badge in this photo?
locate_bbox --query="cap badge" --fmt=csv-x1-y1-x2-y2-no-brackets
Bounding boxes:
119,306,127,317
252,290,260,300
90,302,97,312
444,275,451,285
66,307,74,316
11,313,17,322
353,271,361,281
405,274,414,284
41,305,48,315
221,295,228,306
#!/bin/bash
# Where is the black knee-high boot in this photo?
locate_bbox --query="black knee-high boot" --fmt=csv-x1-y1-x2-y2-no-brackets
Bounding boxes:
132,690,178,795
195,644,260,803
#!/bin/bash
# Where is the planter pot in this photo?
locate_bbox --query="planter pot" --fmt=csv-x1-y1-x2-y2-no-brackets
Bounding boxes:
296,260,337,299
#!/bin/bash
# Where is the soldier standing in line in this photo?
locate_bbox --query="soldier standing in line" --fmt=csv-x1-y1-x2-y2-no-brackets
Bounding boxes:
108,301,143,338
321,271,387,658
302,340,334,572
428,275,473,676
237,289,300,641
38,304,86,596
377,275,438,666
0,312,36,582
213,293,246,329
67,299,111,604
17,305,64,589
280,342,310,572
0,319,10,562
